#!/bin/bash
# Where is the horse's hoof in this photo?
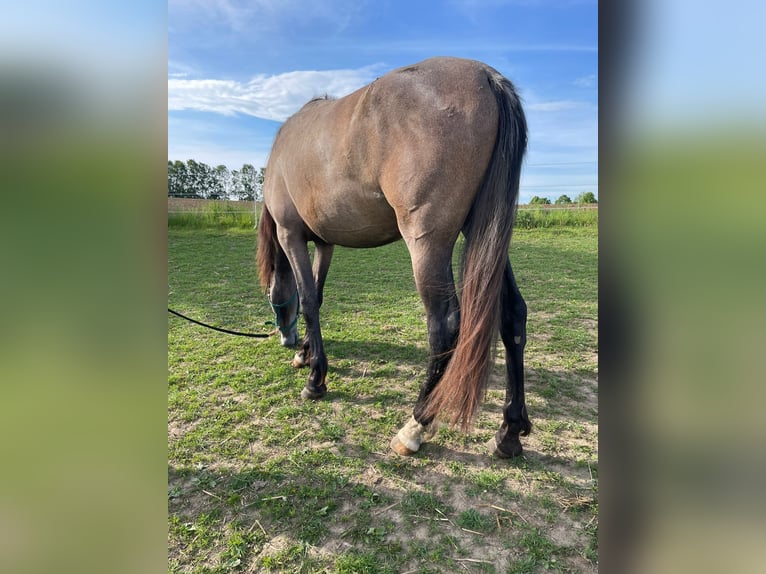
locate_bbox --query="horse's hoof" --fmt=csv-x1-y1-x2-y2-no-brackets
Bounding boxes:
489,437,523,458
292,353,308,368
300,386,326,400
390,435,418,456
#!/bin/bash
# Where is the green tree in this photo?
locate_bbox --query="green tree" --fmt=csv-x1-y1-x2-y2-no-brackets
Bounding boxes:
238,164,257,201
575,191,598,204
167,161,181,197
256,167,266,202
555,194,572,204
168,160,200,198
530,195,551,205
212,165,230,199
185,159,220,199
168,160,267,200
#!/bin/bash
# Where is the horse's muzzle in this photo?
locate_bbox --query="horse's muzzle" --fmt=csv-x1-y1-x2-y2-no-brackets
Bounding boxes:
280,327,299,347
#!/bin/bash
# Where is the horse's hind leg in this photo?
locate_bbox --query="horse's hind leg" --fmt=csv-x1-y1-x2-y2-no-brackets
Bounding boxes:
391,246,459,455
493,258,531,457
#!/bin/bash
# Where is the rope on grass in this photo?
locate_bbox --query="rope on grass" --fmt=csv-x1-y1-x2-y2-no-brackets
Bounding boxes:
168,307,274,338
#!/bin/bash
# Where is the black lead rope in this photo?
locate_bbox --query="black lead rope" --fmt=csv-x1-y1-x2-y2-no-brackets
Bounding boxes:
168,308,274,338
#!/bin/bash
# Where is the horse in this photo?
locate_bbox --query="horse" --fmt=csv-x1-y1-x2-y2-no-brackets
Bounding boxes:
256,57,531,457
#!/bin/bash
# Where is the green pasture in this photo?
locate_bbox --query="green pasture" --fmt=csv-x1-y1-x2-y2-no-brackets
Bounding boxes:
167,203,597,231
168,223,598,573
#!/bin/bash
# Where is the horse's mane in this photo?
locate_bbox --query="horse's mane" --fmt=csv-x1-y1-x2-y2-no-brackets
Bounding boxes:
307,94,335,104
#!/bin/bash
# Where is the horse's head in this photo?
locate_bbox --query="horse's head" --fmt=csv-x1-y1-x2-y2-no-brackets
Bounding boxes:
256,207,301,347
267,269,300,347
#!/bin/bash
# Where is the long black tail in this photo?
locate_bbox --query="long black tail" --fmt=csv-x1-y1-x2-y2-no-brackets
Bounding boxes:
423,68,527,429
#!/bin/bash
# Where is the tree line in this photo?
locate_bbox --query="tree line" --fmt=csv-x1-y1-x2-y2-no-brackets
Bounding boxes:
529,191,598,205
168,159,598,206
168,160,265,201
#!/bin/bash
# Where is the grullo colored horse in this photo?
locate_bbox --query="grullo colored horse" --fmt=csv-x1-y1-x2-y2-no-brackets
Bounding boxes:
256,57,531,457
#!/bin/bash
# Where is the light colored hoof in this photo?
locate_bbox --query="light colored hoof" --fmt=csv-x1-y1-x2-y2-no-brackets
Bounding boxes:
390,435,418,456
390,416,438,456
292,353,308,368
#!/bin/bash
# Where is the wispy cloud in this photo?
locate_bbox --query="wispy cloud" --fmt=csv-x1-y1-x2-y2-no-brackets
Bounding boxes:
527,100,587,112
168,65,384,121
573,73,597,88
168,60,201,79
450,0,597,5
350,40,598,54
168,0,364,34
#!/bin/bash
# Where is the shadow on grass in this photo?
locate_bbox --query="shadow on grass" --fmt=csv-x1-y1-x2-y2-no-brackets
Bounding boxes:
420,441,581,473
322,337,427,365
284,343,596,428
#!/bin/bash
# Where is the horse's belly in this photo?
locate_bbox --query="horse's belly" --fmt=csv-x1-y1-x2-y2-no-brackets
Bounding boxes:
304,193,401,247
311,211,401,247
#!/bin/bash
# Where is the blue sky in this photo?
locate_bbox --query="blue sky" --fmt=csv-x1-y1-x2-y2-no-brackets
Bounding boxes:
168,0,598,203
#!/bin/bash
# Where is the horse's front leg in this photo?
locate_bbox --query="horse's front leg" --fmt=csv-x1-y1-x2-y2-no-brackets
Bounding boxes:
277,232,328,400
291,242,334,372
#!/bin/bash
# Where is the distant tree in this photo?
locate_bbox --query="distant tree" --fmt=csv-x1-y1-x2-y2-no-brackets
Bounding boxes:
230,168,242,198
575,191,598,204
184,160,221,199
529,195,551,205
233,164,256,201
168,160,201,198
168,161,182,197
255,167,266,202
555,194,572,204
167,160,267,200
213,165,231,199
253,167,266,227
202,164,224,199
184,159,204,197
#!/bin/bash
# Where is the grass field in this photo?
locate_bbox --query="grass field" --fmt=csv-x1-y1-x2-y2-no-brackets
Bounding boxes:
167,200,597,230
168,224,598,573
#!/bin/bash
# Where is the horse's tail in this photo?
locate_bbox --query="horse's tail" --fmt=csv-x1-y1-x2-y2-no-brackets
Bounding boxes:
256,203,277,292
423,69,527,430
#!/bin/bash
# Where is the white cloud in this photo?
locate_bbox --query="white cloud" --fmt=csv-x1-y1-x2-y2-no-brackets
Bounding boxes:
573,74,597,88
168,60,200,79
168,65,384,121
168,0,364,35
168,0,265,31
527,100,586,112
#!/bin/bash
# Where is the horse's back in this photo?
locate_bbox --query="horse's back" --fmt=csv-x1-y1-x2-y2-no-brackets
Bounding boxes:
377,58,499,130
265,57,502,247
